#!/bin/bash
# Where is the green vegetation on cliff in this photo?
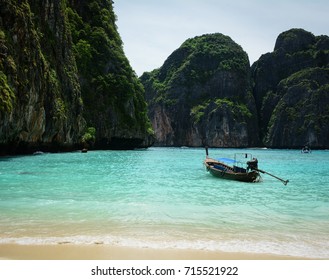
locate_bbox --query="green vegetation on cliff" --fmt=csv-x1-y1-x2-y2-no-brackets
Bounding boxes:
0,71,15,112
190,98,252,125
143,34,251,106
66,0,153,147
266,67,329,148
0,29,16,113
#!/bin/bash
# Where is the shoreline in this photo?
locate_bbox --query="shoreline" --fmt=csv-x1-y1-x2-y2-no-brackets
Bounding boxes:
0,243,311,260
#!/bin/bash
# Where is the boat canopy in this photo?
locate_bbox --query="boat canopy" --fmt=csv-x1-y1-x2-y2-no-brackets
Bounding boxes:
217,157,237,164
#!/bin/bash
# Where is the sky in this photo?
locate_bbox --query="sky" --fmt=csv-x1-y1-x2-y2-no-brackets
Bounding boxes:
114,0,329,76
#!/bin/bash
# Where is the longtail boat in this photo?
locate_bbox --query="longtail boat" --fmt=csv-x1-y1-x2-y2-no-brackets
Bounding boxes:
204,148,260,183
203,147,289,185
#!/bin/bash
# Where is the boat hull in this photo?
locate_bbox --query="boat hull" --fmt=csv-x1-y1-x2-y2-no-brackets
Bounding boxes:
204,158,259,183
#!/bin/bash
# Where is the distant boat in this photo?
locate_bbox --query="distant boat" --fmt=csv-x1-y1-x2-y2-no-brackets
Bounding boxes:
203,148,260,183
203,147,289,185
301,145,311,153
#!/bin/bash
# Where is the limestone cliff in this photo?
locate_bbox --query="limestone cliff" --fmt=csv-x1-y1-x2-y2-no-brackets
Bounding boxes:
141,33,260,147
251,28,329,148
265,68,329,148
67,0,154,149
0,0,85,154
142,29,329,149
0,0,154,155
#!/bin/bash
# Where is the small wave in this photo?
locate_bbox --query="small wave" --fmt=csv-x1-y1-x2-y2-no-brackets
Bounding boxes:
1,235,328,259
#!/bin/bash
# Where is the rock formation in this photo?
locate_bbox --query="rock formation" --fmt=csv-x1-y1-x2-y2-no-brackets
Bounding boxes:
0,0,154,155
1,3,328,154
0,0,84,154
252,28,329,148
265,68,329,148
141,33,260,147
142,29,329,149
67,0,154,149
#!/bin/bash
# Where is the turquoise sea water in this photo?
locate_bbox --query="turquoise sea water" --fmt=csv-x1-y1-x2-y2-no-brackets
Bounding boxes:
0,148,329,258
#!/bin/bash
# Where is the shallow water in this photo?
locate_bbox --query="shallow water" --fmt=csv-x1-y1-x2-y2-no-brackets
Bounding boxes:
0,148,328,258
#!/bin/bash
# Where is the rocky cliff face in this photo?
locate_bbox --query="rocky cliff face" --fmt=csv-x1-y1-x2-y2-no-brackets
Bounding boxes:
251,28,329,148
0,0,153,155
67,0,154,149
265,68,329,148
0,0,85,154
142,29,329,149
141,34,260,147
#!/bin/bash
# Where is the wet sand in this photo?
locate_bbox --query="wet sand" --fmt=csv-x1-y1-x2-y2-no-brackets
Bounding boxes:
0,243,308,260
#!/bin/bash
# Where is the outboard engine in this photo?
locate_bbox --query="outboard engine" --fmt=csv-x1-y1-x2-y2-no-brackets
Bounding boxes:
247,158,258,170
